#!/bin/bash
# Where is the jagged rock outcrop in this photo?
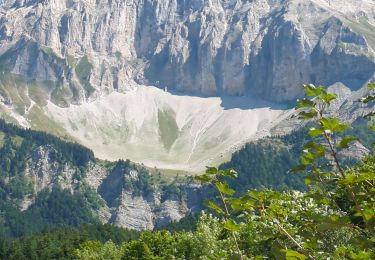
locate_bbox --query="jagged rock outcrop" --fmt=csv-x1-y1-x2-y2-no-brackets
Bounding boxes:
21,145,203,230
25,145,77,193
0,0,374,104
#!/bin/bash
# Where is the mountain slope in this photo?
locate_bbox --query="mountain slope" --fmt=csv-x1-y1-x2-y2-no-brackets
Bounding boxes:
45,86,290,171
0,0,374,170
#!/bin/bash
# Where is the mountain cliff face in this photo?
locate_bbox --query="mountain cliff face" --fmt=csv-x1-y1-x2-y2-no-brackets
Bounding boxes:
0,120,203,231
0,0,374,171
23,147,203,231
24,147,203,230
0,0,374,104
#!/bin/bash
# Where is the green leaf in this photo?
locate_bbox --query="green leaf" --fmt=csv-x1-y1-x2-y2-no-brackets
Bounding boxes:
363,208,374,221
227,197,255,211
226,198,243,211
298,110,318,120
206,167,218,175
338,136,358,149
304,177,312,185
204,200,224,215
303,142,325,157
283,249,307,260
308,127,323,137
368,83,375,89
216,181,235,196
194,174,211,183
304,84,324,97
220,169,238,178
300,152,316,166
320,92,337,104
223,219,241,232
245,190,260,200
341,172,375,185
295,98,315,109
320,117,349,132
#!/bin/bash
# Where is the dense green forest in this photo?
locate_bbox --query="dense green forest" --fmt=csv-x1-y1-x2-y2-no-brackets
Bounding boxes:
0,119,94,172
221,118,375,193
221,138,305,191
0,186,105,238
0,224,139,259
0,119,100,238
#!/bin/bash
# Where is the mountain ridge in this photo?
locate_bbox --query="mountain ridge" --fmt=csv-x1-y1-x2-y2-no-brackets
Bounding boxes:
0,0,374,170
0,0,374,103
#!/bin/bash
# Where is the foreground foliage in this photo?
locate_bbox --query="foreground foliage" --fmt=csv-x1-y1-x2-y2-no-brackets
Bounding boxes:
195,84,375,259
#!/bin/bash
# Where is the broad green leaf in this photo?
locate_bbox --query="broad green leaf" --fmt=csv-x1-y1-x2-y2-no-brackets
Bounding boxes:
300,152,316,166
223,219,241,232
308,127,323,137
194,174,211,183
304,84,324,97
304,177,312,185
295,98,315,109
298,110,318,120
227,197,255,211
204,200,224,215
220,169,238,178
338,136,358,149
226,198,243,211
303,142,325,157
245,190,260,200
341,173,358,184
216,181,235,196
320,92,337,104
283,249,307,260
368,83,375,89
320,117,349,132
206,167,218,175
363,208,374,221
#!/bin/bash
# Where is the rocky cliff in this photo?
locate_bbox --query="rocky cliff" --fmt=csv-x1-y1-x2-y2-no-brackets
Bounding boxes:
0,0,374,104
21,144,203,231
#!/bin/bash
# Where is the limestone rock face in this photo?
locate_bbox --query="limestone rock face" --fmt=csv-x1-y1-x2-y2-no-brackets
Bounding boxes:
25,145,77,193
20,145,202,230
113,191,156,230
0,0,374,103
